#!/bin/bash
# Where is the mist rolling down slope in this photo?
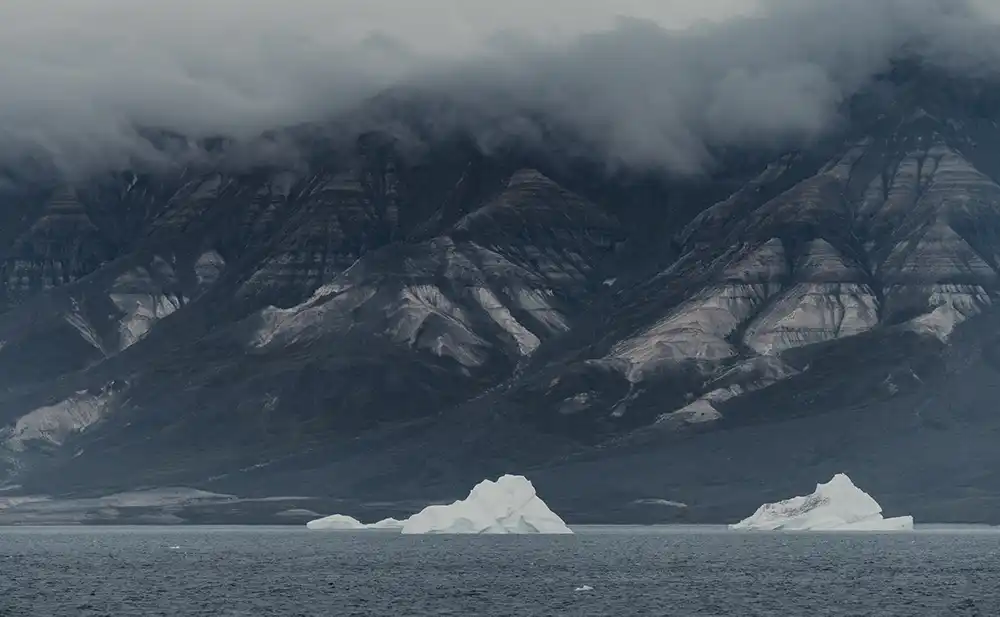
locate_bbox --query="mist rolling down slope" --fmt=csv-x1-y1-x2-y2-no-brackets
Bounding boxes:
2,1,1000,524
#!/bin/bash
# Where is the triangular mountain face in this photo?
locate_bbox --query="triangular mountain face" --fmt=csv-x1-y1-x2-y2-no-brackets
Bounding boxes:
4,66,1000,525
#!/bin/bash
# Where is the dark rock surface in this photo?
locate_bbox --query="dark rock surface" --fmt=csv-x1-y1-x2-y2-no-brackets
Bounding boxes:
2,64,1000,524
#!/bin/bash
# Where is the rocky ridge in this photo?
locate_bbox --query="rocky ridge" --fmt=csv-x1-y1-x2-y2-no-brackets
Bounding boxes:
1,67,1000,524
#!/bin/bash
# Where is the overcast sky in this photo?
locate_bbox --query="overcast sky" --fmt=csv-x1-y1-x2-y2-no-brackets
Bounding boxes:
1,0,998,176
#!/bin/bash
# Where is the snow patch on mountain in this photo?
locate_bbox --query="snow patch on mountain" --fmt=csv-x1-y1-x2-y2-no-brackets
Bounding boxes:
743,283,880,353
473,287,541,356
250,286,377,348
64,301,109,355
609,283,772,381
903,285,992,341
656,399,723,426
112,292,184,349
3,386,120,452
511,287,570,333
388,284,491,367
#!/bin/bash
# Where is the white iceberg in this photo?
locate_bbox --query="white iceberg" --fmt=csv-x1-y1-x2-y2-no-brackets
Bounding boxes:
305,513,368,531
305,474,573,535
400,474,573,535
368,517,405,530
730,473,914,531
305,514,403,531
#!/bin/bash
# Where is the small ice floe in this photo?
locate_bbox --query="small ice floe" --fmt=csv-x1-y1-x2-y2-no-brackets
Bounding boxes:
574,585,593,592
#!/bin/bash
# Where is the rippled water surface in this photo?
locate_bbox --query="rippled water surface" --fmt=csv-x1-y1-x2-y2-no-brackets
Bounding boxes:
1,526,999,615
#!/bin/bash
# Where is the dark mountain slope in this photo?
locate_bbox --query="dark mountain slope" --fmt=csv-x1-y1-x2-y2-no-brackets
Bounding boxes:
2,64,1000,524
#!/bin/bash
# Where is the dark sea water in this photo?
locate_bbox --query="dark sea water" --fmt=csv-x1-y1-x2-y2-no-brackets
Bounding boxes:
1,526,999,616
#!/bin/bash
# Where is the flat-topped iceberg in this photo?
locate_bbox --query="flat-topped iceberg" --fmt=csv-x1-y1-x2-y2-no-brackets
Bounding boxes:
730,473,913,531
368,517,405,530
305,474,573,535
305,514,367,530
306,514,404,531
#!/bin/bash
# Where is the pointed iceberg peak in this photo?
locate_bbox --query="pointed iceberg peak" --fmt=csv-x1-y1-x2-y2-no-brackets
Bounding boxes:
730,473,914,531
816,473,873,500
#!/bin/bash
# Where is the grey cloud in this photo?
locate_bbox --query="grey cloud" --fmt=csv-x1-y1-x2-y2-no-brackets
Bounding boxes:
407,0,1000,172
0,0,997,177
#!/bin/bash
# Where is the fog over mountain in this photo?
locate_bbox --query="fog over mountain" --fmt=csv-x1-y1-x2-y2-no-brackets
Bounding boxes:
3,0,1000,176
6,1,1000,526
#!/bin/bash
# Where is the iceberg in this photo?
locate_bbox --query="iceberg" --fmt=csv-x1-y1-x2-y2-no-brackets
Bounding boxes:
305,514,403,531
305,474,573,535
368,517,405,530
400,474,573,535
305,514,367,530
730,473,914,531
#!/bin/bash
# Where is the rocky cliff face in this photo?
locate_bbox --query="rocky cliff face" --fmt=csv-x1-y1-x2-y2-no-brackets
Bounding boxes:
514,114,1000,436
2,67,1000,524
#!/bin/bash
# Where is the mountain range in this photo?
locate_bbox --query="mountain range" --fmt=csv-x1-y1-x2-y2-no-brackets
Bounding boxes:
1,60,1000,524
